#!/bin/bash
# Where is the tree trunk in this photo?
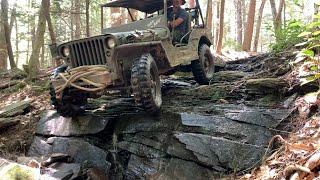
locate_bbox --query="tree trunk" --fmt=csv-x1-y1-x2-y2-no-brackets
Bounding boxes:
1,0,16,69
253,0,267,52
0,20,7,71
234,0,243,46
207,0,213,37
274,0,285,39
71,0,74,40
269,0,284,41
242,0,256,52
40,43,45,68
28,0,48,79
269,0,277,20
9,5,16,33
15,15,19,65
215,1,220,46
45,0,56,44
85,0,90,37
215,0,225,55
75,0,81,39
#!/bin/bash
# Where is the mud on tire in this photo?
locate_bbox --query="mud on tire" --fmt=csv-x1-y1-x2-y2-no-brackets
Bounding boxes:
131,53,162,113
49,84,87,117
191,44,215,85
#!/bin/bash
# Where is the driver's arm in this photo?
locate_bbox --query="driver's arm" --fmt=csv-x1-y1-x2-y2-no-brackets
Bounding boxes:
168,18,184,28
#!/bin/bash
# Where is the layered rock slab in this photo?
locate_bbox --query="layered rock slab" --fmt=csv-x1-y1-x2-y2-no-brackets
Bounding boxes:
36,110,110,136
28,136,111,171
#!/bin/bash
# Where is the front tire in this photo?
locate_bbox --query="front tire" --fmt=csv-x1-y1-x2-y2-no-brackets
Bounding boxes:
131,54,162,113
191,44,215,85
49,84,87,117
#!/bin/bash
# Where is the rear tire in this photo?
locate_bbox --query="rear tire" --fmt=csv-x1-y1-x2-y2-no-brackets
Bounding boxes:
131,54,162,113
191,44,215,85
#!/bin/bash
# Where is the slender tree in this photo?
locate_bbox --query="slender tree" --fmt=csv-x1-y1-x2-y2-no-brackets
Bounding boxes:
28,0,48,79
15,14,19,65
1,0,16,69
0,20,7,70
242,0,256,51
234,0,243,46
253,0,267,52
86,0,90,37
45,0,56,44
269,0,285,41
214,0,220,46
215,0,225,55
75,0,81,39
207,0,213,37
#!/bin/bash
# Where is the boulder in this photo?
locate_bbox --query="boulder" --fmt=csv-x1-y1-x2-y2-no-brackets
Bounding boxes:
28,137,111,172
41,163,81,180
125,155,213,180
174,133,266,171
0,101,30,118
0,118,20,129
206,104,292,128
36,110,110,136
0,158,40,180
180,113,273,146
210,71,248,83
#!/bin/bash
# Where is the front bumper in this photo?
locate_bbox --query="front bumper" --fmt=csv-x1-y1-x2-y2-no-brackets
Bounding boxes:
51,65,114,95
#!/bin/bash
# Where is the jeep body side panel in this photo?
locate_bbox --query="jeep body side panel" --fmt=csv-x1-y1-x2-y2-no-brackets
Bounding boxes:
161,28,213,67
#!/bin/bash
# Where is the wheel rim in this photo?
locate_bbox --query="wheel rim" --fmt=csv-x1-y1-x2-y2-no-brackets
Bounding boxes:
150,66,161,106
203,51,214,78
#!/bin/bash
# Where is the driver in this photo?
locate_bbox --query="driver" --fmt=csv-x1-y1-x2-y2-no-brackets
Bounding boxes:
167,0,189,43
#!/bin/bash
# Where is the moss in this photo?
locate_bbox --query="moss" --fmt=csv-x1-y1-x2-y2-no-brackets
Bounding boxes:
3,165,36,180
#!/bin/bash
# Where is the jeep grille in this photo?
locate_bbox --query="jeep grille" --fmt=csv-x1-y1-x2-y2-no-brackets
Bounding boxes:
69,38,107,67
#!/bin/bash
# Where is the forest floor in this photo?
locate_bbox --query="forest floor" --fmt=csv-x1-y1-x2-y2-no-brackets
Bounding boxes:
0,51,319,179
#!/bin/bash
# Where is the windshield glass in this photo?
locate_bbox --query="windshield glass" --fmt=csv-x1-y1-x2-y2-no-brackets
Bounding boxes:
101,7,165,29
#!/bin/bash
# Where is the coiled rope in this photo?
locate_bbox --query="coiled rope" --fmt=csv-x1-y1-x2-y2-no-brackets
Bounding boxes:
55,65,110,94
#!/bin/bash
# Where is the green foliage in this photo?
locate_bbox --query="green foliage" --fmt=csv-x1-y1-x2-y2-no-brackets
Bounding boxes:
298,13,320,86
270,20,306,52
223,38,242,51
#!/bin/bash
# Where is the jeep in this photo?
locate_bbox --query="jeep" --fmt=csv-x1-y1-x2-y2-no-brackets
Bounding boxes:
49,0,224,117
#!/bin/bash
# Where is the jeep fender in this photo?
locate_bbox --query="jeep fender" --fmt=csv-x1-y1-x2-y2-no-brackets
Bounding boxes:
197,36,226,68
114,42,171,75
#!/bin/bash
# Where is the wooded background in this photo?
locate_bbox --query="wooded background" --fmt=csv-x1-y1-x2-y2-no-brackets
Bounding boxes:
0,0,318,78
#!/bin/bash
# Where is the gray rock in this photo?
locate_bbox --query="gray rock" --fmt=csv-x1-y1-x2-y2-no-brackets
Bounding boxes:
41,163,81,180
125,155,213,180
28,136,52,156
0,101,30,118
28,137,111,171
117,141,166,158
211,71,247,83
174,133,266,171
115,112,180,134
180,113,273,146
156,158,213,180
125,154,164,179
36,110,110,136
0,118,20,129
207,104,291,128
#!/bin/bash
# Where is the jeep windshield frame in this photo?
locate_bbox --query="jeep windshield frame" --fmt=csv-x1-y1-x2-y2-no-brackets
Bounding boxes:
101,0,169,31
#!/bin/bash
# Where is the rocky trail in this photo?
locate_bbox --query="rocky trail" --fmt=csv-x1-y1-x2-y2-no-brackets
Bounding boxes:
0,53,307,179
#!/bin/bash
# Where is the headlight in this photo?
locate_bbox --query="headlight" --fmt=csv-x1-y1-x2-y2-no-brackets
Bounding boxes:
62,47,70,57
106,38,116,49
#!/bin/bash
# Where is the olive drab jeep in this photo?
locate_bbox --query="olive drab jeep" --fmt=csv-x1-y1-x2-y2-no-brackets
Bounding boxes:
49,0,225,117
